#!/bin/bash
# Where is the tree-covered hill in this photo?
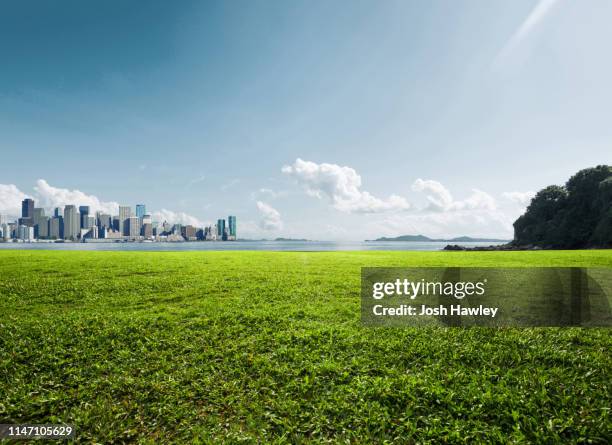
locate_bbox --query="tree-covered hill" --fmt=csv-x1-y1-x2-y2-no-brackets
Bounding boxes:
513,165,612,248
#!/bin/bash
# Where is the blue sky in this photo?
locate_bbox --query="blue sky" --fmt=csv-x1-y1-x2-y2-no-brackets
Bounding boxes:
1,0,611,239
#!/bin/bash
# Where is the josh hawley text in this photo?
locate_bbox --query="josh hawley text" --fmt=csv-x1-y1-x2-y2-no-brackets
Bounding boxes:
372,304,498,318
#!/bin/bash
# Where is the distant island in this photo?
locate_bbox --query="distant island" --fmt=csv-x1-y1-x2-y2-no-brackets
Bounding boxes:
366,235,510,243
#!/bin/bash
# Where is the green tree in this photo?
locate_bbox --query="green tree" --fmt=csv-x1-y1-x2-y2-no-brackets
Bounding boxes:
513,165,612,248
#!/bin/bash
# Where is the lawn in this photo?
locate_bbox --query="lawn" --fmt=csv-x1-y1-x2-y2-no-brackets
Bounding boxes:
0,250,611,443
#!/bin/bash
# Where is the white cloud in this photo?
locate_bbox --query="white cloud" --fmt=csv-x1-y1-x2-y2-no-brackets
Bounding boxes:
282,158,410,213
412,179,496,212
33,179,120,215
502,191,536,206
494,0,561,65
151,209,204,227
0,183,28,216
2,179,205,227
256,201,283,231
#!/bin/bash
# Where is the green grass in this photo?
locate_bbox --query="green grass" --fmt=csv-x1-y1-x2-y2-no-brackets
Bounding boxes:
0,250,611,444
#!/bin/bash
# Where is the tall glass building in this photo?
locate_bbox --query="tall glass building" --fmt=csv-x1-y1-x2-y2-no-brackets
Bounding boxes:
22,198,34,218
228,216,237,238
63,205,79,240
217,219,226,240
79,206,90,229
136,204,146,219
119,206,132,236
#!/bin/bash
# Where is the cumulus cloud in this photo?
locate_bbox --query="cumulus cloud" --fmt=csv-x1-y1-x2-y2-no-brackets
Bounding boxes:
256,201,283,231
151,209,204,227
0,183,28,216
502,191,536,206
1,179,204,227
282,158,410,213
33,179,120,214
412,179,496,212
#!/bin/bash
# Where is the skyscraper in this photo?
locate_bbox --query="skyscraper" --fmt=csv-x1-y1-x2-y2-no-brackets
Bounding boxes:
64,205,79,240
228,216,237,239
22,199,34,218
85,216,95,229
135,204,146,220
97,213,112,229
49,216,63,239
119,206,132,236
127,216,140,238
32,208,48,238
38,216,50,238
217,219,226,241
79,206,90,229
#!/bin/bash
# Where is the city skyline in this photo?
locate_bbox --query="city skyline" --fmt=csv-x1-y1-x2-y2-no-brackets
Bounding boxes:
0,197,237,242
1,1,611,240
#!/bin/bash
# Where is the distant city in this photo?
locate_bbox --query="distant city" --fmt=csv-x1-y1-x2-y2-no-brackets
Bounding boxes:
0,199,236,243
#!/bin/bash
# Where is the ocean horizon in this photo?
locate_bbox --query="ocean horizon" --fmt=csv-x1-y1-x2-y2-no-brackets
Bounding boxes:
0,240,507,252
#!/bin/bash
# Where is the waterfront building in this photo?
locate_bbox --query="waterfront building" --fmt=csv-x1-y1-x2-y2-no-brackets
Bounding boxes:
32,208,46,238
64,205,79,240
79,206,90,229
100,227,121,239
136,204,146,220
83,216,95,229
33,208,43,237
22,198,34,218
97,213,112,229
127,216,140,238
1,223,10,240
82,226,98,239
38,216,50,238
142,223,153,239
119,206,132,236
181,225,197,240
228,215,237,238
49,216,63,239
217,219,226,240
18,217,33,227
18,225,34,241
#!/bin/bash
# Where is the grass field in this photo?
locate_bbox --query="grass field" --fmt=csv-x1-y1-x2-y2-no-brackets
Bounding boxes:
1,250,611,444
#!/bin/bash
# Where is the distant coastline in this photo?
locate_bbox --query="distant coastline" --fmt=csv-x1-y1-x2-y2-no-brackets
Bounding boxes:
366,234,510,243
